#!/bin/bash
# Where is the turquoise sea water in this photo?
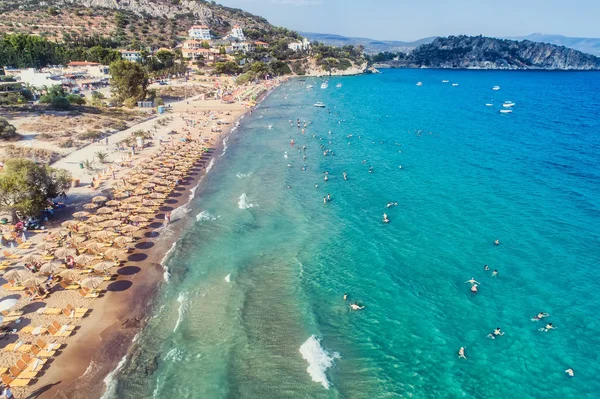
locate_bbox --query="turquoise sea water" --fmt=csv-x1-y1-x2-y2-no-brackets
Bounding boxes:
110,70,600,399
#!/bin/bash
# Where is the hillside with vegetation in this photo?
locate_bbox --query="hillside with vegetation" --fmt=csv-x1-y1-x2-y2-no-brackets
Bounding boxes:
369,35,600,70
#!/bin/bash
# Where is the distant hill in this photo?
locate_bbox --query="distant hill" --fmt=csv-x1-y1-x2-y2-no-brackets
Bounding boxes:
300,31,436,54
380,35,600,70
508,33,600,56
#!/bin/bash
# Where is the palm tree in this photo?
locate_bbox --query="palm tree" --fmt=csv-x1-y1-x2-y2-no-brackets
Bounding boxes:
94,151,108,163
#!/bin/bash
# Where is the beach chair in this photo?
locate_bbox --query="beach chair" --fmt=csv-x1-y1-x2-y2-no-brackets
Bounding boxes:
1,373,31,387
47,325,73,337
51,321,75,332
1,310,23,318
78,288,100,298
66,304,89,314
16,358,43,375
3,342,33,353
20,354,46,372
2,251,19,260
39,307,62,315
62,308,87,319
1,283,25,291
30,344,56,358
20,325,48,336
9,365,38,380
42,255,55,261
60,280,80,290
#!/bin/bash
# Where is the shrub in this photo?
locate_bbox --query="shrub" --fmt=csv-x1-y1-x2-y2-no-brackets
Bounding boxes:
50,96,71,110
154,96,164,106
38,133,53,140
66,94,86,105
0,118,20,141
123,98,136,108
59,138,74,148
77,130,103,140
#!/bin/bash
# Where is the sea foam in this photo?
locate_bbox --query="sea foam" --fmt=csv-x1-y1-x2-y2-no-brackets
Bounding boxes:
161,242,177,282
221,137,229,156
206,158,215,173
196,210,219,222
236,172,253,179
299,335,340,390
173,292,188,332
100,352,128,399
238,193,255,209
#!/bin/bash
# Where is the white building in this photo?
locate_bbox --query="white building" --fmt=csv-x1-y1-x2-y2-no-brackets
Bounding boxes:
17,68,64,88
119,50,142,62
288,38,311,52
188,25,212,40
230,25,245,41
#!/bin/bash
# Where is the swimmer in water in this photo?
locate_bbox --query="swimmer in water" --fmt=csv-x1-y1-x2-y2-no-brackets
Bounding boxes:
350,303,364,311
315,183,319,188
532,312,549,321
494,239,500,245
470,284,478,293
565,368,574,377
487,327,505,339
324,175,328,181
383,213,389,223
465,278,480,285
491,269,498,277
287,164,292,168
323,196,327,205
343,171,347,180
286,185,292,189
540,323,555,332
362,160,367,164
343,293,347,301
327,194,331,202
484,265,490,271
458,347,467,359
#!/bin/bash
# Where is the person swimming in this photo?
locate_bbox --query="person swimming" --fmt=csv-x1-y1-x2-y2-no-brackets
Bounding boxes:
532,312,550,321
343,293,347,301
286,185,292,189
458,347,467,359
491,269,498,277
327,194,331,202
324,175,329,181
540,323,556,332
315,183,319,189
350,303,364,311
470,284,478,293
465,278,480,285
383,213,389,223
484,265,490,271
565,368,574,377
343,171,347,180
487,327,505,339
494,239,500,245
369,166,374,174
323,197,327,205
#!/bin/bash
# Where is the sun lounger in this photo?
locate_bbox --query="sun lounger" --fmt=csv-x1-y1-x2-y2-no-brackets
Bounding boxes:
66,304,89,314
42,255,55,260
2,251,20,259
47,325,73,337
38,307,62,315
1,283,25,291
16,358,44,374
30,344,56,358
1,373,31,387
2,310,23,318
79,288,100,298
20,326,47,336
9,365,38,380
62,308,86,318
4,341,33,353
20,354,47,371
50,321,75,332
59,281,80,290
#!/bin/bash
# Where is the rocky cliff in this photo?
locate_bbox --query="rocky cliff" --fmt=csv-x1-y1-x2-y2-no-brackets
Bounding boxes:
397,35,600,70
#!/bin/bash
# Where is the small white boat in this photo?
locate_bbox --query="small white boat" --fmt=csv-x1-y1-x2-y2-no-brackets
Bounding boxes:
336,83,342,88
320,82,328,89
503,102,515,108
306,84,313,89
499,109,512,113
314,102,326,108
492,86,500,90
485,103,493,106
416,82,423,86
442,80,449,83
452,83,459,86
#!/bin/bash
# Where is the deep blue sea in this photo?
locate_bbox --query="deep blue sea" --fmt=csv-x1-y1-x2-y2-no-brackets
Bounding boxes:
110,70,600,399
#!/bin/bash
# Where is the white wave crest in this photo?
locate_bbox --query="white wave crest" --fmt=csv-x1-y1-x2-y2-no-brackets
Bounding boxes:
196,210,219,222
206,158,215,173
164,347,185,362
238,193,255,209
236,172,253,179
173,292,188,332
221,137,229,156
100,353,128,399
161,242,177,282
299,335,340,390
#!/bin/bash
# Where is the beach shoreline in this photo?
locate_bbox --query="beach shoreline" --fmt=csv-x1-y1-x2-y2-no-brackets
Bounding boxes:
32,79,284,399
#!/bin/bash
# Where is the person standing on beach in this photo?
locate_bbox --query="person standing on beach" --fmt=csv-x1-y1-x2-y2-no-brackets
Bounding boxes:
2,385,13,399
165,212,171,225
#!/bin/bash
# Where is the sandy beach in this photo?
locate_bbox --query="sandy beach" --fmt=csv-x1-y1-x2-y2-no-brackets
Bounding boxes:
0,76,282,398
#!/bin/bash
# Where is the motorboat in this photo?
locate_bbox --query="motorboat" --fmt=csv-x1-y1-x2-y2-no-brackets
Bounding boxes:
442,80,449,83
503,102,515,108
320,82,328,89
492,86,501,90
306,84,313,89
314,102,326,108
416,82,423,86
499,109,512,113
485,103,493,106
452,83,459,86
336,83,342,88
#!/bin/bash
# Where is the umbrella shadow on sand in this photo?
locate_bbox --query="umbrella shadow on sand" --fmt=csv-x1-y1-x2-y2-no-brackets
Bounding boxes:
106,280,132,292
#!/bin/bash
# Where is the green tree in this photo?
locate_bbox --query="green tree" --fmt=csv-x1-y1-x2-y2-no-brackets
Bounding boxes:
0,118,20,141
214,61,241,75
66,94,86,105
50,96,71,110
109,60,148,103
0,159,72,222
155,50,175,69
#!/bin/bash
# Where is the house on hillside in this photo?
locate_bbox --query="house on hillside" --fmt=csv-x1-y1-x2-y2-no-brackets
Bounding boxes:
288,38,311,51
229,25,245,41
182,48,220,62
119,50,142,62
183,40,205,51
255,41,269,49
188,25,212,40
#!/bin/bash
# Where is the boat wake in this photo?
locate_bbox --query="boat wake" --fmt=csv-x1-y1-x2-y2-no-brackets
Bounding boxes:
238,193,255,209
236,172,253,179
173,292,188,332
299,335,340,390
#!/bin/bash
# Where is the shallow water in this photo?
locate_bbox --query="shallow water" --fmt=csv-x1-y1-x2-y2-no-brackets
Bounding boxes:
111,70,600,398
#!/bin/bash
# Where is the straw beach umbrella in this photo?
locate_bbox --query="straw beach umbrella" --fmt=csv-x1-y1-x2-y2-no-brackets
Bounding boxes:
92,196,108,203
83,203,99,210
54,247,76,258
22,275,46,288
96,207,114,215
84,242,105,253
36,241,58,252
21,254,43,264
120,225,139,234
39,262,63,275
4,268,28,282
75,254,96,265
61,220,78,228
101,220,123,228
73,211,91,219
103,248,123,260
80,277,104,290
77,225,98,233
92,230,117,240
105,200,121,207
92,261,114,272
58,269,79,281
